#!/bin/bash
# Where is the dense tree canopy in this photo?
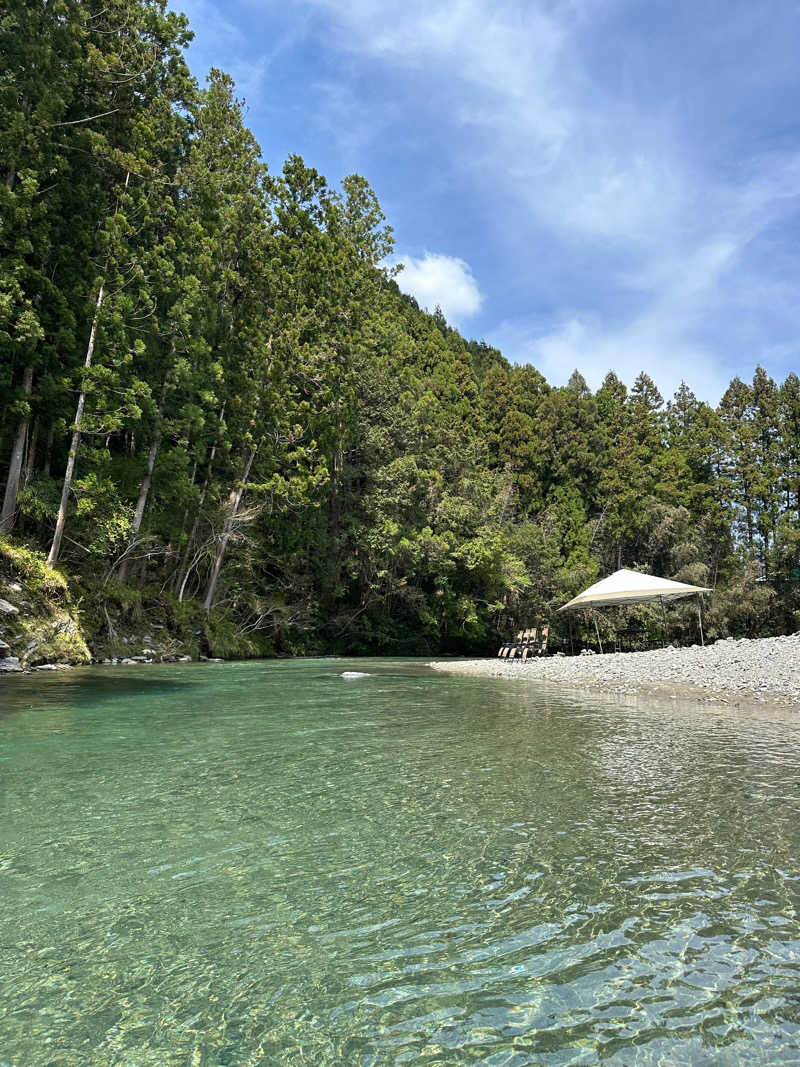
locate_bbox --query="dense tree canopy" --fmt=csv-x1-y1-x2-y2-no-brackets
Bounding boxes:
1,0,798,657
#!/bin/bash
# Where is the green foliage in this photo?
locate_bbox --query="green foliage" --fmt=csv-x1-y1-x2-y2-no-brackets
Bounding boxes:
204,609,259,660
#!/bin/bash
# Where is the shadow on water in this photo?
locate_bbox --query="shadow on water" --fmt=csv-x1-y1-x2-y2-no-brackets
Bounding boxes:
0,665,205,720
0,655,436,724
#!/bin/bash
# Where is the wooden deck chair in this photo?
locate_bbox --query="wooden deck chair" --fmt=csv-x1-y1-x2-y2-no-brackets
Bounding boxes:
537,625,549,656
505,630,523,658
498,628,516,656
521,627,537,661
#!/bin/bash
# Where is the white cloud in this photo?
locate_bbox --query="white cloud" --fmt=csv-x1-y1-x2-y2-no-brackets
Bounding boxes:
292,0,800,389
493,314,732,404
393,252,483,324
184,0,800,391
297,0,674,241
489,229,753,402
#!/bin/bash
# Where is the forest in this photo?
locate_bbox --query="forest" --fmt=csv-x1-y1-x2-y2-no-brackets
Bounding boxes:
2,0,799,660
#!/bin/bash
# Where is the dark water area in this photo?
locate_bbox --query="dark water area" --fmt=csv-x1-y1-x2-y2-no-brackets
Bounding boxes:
1,659,799,1065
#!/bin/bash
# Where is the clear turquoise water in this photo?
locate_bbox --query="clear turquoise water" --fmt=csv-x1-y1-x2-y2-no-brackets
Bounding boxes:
1,659,799,1066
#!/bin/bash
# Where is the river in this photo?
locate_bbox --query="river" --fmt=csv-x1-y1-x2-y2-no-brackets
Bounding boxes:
1,659,799,1064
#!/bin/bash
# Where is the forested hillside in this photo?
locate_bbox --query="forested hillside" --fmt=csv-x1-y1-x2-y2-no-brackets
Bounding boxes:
2,0,798,661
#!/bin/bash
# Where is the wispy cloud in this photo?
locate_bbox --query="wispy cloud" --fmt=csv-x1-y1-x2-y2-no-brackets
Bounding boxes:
175,0,800,400
492,313,732,403
175,0,302,104
293,0,800,399
297,0,678,240
392,252,483,325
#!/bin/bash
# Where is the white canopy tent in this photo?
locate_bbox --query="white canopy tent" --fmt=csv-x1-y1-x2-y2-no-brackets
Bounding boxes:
557,568,712,648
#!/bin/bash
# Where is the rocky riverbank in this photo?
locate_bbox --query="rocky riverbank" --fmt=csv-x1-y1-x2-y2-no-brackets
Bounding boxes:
0,539,231,672
430,633,800,707
0,541,90,672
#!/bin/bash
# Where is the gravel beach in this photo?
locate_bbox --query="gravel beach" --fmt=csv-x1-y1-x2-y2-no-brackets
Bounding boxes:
430,632,800,707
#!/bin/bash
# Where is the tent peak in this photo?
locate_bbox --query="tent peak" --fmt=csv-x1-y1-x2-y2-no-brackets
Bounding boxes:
558,568,711,612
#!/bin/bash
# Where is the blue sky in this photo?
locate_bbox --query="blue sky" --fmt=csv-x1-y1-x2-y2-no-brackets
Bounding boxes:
172,0,800,401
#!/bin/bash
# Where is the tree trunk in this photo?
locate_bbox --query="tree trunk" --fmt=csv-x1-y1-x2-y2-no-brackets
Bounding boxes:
175,402,226,599
47,282,104,565
118,370,170,581
0,366,34,533
202,446,256,612
198,353,267,610
176,461,198,540
330,401,344,539
176,494,204,601
23,415,39,488
177,551,199,603
43,424,54,477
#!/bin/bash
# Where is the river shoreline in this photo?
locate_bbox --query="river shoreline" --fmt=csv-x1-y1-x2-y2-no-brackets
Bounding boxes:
3,636,799,710
430,632,800,709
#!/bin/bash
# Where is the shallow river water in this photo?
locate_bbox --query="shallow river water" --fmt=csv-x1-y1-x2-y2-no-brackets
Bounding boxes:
1,658,799,1065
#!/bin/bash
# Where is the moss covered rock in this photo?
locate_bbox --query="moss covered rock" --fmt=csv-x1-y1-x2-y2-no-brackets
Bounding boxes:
0,539,90,666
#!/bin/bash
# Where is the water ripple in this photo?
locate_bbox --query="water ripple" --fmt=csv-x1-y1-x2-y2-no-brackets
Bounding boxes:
1,659,799,1064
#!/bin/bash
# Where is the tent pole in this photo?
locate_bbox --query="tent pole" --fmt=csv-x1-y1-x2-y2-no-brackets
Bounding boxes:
593,612,603,654
660,595,667,647
697,594,705,647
